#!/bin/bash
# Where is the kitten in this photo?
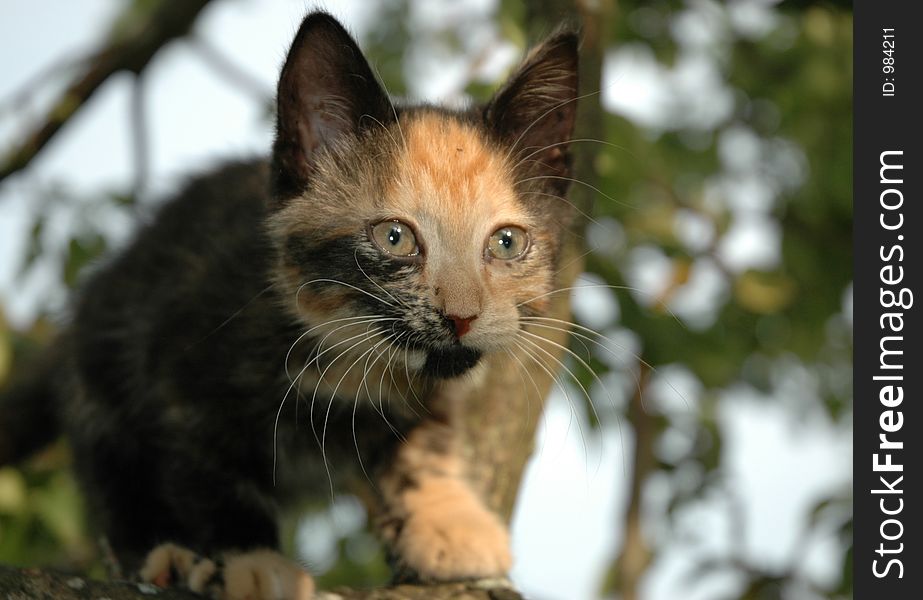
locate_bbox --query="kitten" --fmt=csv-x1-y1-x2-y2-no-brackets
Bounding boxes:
0,11,578,599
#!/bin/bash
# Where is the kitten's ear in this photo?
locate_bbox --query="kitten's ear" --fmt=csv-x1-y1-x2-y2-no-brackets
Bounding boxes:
271,12,392,202
485,31,579,188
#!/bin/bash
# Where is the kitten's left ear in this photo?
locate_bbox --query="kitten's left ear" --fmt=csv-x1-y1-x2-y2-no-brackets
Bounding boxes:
485,30,579,185
271,12,393,203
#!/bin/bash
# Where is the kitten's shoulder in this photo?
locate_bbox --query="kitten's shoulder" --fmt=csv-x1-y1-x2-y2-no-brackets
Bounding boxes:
149,158,270,236
73,157,275,326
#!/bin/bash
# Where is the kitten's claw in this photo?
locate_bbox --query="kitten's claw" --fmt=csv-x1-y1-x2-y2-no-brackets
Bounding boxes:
140,543,314,600
140,543,219,592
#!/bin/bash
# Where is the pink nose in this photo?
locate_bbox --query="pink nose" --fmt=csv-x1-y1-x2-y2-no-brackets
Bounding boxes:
446,314,477,338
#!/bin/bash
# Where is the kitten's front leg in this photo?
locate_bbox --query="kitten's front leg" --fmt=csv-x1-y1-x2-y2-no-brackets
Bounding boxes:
376,420,512,581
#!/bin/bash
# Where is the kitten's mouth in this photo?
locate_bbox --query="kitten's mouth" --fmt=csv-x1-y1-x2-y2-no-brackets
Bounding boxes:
422,345,483,379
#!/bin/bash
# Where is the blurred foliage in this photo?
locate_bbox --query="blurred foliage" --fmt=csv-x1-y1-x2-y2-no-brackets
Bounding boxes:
0,313,94,571
576,2,852,599
0,447,93,571
0,0,851,598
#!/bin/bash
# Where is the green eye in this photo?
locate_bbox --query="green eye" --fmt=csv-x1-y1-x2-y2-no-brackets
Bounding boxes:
487,226,529,260
371,220,420,257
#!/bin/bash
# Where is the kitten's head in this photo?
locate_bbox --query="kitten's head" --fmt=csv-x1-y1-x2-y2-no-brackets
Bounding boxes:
268,12,578,380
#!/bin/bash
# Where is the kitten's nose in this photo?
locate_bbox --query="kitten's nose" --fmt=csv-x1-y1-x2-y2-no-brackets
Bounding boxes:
446,314,478,338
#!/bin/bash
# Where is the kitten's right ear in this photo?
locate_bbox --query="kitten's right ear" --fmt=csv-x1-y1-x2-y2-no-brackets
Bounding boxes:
271,12,392,203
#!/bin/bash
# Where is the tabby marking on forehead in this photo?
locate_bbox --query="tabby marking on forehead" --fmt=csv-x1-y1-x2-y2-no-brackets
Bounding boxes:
394,113,520,216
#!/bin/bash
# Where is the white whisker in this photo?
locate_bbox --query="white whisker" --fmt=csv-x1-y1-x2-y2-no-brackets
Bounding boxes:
514,174,634,209
516,284,687,327
401,336,428,415
518,189,599,226
284,314,394,381
296,277,397,309
351,331,402,487
511,138,632,173
503,88,604,165
320,333,395,498
369,61,407,150
519,316,649,408
519,328,626,476
354,248,406,308
362,332,407,441
516,333,597,473
504,348,546,457
514,337,589,466
521,316,691,412
273,324,380,484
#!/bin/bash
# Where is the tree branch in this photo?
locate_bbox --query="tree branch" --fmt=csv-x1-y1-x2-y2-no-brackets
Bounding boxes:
0,565,523,600
611,363,655,600
0,0,213,186
0,565,200,600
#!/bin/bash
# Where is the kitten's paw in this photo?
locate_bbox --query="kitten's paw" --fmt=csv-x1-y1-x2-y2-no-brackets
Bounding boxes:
140,543,314,600
395,481,512,580
140,543,220,592
222,550,314,600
